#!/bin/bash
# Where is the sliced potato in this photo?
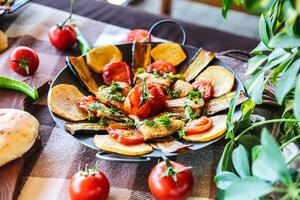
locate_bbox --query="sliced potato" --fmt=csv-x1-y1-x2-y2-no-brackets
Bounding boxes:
183,115,227,142
182,49,215,82
86,45,122,73
68,56,99,95
196,65,235,97
0,30,8,53
151,42,187,66
49,84,88,121
93,135,153,156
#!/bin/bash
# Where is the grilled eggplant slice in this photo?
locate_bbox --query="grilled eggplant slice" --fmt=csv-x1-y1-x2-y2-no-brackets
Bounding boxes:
182,49,215,82
49,84,88,122
68,56,99,95
150,137,192,153
86,45,122,73
205,91,247,115
183,115,227,142
65,122,107,135
137,114,185,140
196,65,235,97
95,82,131,112
172,80,194,98
93,135,153,156
132,41,151,70
151,42,187,66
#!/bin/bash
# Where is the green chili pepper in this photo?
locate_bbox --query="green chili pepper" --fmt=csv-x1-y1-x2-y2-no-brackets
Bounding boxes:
0,75,39,100
73,26,91,54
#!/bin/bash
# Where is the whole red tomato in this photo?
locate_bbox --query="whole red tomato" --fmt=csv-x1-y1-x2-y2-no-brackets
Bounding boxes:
49,24,77,50
148,157,193,200
147,61,176,75
124,83,166,118
127,29,150,43
193,80,214,101
102,62,133,85
69,169,110,200
9,46,39,76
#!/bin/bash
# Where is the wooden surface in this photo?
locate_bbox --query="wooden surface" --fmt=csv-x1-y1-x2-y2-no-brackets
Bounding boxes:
160,0,172,15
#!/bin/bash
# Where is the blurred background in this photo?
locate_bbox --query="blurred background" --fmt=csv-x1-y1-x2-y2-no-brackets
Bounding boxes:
99,0,259,39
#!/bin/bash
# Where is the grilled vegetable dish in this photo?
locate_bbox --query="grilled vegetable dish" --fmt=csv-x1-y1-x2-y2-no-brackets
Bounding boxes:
49,42,247,156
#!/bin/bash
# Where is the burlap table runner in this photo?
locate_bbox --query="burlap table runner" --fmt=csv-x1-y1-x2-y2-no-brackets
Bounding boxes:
0,3,253,200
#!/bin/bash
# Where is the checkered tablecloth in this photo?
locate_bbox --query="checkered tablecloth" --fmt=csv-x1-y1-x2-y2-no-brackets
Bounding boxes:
0,3,250,199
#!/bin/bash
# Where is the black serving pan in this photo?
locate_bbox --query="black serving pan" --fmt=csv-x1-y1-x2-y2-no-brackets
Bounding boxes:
48,20,246,162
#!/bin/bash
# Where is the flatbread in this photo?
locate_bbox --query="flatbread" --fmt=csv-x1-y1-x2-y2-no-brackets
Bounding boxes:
48,84,88,121
0,109,39,167
93,135,153,156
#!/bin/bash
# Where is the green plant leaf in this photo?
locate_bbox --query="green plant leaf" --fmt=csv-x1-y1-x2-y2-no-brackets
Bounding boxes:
246,54,268,75
259,14,270,46
250,41,271,54
217,141,234,173
294,74,300,123
276,58,300,104
241,99,256,120
263,52,292,71
269,32,300,48
224,177,273,200
271,55,295,83
222,0,233,18
238,134,260,151
232,145,250,177
252,145,262,161
267,48,286,61
245,70,265,104
252,128,292,185
226,90,240,139
215,171,240,190
245,0,272,13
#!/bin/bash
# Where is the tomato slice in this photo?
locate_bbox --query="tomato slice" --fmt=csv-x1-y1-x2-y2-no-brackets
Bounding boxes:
193,80,214,101
102,62,133,85
147,61,176,75
126,83,166,118
107,125,144,145
77,95,97,112
186,116,213,135
127,29,149,43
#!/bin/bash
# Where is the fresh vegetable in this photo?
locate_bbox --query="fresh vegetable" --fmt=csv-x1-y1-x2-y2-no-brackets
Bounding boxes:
148,157,193,200
9,46,39,76
69,165,110,200
196,65,235,97
77,95,97,113
73,26,91,54
0,75,39,100
86,45,123,73
132,41,151,70
124,82,166,118
151,42,187,66
102,62,133,85
147,61,176,75
127,29,149,43
185,116,213,135
193,80,214,101
49,24,77,51
107,124,144,145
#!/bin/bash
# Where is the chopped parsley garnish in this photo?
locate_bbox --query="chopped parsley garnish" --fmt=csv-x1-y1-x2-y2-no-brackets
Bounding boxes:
187,91,202,100
143,114,172,127
88,102,103,112
109,107,124,117
184,105,198,120
136,68,145,74
105,93,125,101
153,69,160,78
105,82,125,102
144,119,156,127
177,125,186,138
87,111,97,122
98,117,108,126
139,79,153,107
166,87,181,98
163,73,184,80
109,82,122,92
120,118,135,127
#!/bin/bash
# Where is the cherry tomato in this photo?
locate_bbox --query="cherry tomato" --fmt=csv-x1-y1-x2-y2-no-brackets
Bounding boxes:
9,46,39,76
77,96,97,113
125,83,166,118
107,124,144,145
186,116,213,135
193,80,214,101
49,24,77,50
69,169,110,200
102,62,133,85
127,29,149,43
147,61,176,75
148,158,193,200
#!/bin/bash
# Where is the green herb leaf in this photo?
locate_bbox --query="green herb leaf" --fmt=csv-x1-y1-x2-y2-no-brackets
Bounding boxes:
294,74,300,123
177,125,186,138
224,177,272,200
215,171,240,190
225,90,240,139
139,80,153,107
187,90,202,100
162,73,184,80
144,119,156,127
276,58,300,104
246,54,268,75
232,145,250,178
98,117,108,126
155,115,172,127
184,105,197,120
252,128,292,185
269,32,300,48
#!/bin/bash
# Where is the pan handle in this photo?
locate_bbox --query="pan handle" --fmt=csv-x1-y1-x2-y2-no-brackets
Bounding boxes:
96,152,151,163
217,49,251,62
148,20,187,45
